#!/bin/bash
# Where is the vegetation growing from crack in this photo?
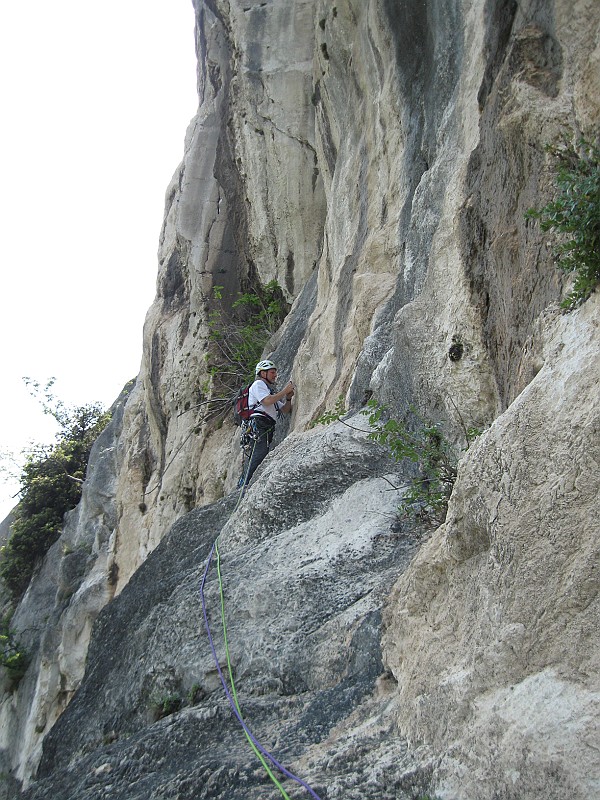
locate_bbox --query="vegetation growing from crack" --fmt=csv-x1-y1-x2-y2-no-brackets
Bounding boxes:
0,613,27,689
314,397,479,529
200,279,289,420
147,682,206,723
149,692,183,721
527,137,600,310
0,379,111,599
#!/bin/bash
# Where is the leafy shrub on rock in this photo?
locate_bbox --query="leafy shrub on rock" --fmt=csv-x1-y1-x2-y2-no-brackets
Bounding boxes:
314,398,478,529
0,381,110,599
0,613,28,689
202,279,289,419
527,138,600,310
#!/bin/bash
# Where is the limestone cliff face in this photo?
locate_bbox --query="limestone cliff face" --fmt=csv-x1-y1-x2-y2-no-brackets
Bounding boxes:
2,1,599,798
382,295,600,796
110,0,327,591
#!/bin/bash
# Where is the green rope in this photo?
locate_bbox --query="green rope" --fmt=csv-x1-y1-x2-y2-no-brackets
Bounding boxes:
215,540,293,800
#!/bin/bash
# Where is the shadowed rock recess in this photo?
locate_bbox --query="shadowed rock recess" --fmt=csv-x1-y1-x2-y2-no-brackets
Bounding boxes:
2,1,599,798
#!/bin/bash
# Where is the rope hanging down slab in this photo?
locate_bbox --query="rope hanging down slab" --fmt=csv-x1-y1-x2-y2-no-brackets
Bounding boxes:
200,536,324,800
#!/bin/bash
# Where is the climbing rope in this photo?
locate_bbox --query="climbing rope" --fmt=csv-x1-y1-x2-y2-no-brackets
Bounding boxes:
200,428,324,800
215,539,293,800
201,539,324,800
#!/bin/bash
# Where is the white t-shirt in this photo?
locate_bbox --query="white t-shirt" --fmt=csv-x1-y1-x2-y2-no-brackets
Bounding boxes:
249,378,285,422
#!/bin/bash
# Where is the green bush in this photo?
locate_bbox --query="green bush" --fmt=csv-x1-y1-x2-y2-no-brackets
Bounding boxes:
363,400,458,528
0,381,110,599
203,280,289,415
527,138,600,310
314,397,475,529
149,692,182,720
0,614,27,688
187,683,205,705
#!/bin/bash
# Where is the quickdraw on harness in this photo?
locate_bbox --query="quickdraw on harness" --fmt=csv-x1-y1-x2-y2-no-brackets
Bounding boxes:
239,417,259,456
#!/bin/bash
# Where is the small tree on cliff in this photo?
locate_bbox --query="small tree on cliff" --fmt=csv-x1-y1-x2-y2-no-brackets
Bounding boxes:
202,280,289,418
0,379,111,599
527,137,600,309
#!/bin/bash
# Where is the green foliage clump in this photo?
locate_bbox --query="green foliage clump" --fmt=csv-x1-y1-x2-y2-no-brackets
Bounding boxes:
314,396,474,529
527,138,600,310
0,614,27,688
312,395,348,426
363,400,458,528
187,682,205,705
0,380,111,599
149,692,182,721
204,280,288,412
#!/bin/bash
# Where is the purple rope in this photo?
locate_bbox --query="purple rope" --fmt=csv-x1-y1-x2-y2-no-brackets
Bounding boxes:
200,540,324,800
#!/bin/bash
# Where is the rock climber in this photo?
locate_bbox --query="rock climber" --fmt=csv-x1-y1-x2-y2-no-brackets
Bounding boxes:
238,359,294,488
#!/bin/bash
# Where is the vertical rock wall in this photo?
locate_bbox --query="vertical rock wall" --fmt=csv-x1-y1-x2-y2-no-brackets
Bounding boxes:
1,387,130,786
111,0,326,591
382,295,600,797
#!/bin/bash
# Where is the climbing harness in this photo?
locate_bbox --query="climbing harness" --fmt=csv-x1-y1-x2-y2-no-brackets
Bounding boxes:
240,418,259,455
200,433,324,799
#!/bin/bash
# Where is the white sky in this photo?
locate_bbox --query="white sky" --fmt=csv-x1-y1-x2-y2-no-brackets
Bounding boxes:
0,1,198,521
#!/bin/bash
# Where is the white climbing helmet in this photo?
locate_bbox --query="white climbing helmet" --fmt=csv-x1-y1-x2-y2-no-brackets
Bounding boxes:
255,359,277,375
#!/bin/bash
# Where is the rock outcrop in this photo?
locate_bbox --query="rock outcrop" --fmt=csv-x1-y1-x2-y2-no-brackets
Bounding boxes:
383,295,600,798
2,0,599,798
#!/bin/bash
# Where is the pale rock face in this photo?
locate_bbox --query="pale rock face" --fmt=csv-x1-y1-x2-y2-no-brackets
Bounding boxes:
109,0,326,588
3,0,600,797
382,296,600,798
24,424,422,799
227,0,325,295
0,389,128,785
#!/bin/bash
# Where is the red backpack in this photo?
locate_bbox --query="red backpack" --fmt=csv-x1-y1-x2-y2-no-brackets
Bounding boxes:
232,379,272,425
233,384,253,425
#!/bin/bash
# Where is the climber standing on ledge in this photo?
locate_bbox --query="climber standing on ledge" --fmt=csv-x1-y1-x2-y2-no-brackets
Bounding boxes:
238,360,294,489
